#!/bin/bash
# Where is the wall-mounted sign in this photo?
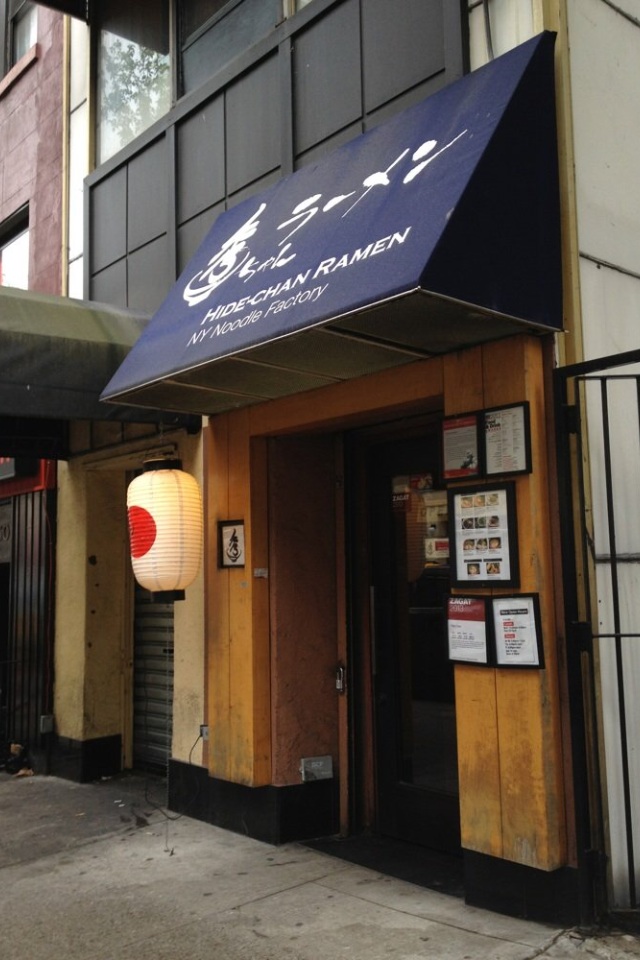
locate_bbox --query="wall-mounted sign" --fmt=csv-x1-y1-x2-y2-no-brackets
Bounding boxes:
449,482,519,587
442,414,480,481
218,520,245,568
483,403,531,477
492,594,543,668
447,592,544,669
447,596,489,665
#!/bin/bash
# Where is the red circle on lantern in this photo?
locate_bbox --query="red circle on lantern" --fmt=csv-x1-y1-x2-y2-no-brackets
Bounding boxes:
128,505,157,557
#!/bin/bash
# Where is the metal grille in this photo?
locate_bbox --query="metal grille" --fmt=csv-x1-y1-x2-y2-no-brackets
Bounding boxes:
132,587,174,773
1,489,55,755
556,349,640,920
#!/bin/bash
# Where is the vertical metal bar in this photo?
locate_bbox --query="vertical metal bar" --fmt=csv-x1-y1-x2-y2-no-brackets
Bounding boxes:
601,379,636,908
575,380,593,619
555,370,608,922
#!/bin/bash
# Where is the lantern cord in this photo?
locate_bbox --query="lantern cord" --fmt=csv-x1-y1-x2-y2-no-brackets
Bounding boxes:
142,731,203,830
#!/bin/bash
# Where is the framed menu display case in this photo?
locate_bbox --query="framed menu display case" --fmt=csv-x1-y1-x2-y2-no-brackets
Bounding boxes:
448,482,519,587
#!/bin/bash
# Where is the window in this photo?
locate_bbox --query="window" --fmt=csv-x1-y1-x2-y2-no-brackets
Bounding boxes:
180,0,230,41
1,0,36,75
281,0,313,14
0,219,29,289
96,0,171,164
10,0,35,64
95,0,295,161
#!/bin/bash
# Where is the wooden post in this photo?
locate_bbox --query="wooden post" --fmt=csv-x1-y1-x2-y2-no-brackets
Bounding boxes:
445,335,567,870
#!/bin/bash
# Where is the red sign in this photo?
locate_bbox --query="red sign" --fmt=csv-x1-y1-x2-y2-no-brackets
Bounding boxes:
0,459,55,495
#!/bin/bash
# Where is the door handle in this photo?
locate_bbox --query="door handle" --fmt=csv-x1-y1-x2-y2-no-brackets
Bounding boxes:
335,663,346,694
370,585,377,675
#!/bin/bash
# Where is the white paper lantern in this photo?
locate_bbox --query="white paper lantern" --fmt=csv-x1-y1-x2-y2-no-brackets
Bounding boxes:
127,459,203,598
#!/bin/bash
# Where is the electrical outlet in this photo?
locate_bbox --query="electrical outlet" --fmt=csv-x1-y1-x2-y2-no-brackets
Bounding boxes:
40,714,54,734
200,724,209,740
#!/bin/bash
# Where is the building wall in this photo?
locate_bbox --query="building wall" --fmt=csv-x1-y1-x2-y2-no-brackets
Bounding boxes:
0,5,64,292
446,336,566,870
54,428,205,774
0,7,64,759
53,0,599,920
85,0,466,314
203,335,567,872
565,0,640,908
567,0,640,359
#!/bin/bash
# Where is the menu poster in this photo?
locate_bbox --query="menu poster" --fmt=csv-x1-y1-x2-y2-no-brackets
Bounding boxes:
447,596,489,665
484,403,531,477
449,483,519,587
492,595,544,668
442,414,480,480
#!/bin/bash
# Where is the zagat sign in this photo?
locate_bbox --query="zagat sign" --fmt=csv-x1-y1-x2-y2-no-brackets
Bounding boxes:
182,127,468,349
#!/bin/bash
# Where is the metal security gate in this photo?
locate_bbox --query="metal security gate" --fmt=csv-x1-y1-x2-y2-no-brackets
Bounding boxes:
133,586,174,773
556,349,640,924
0,489,55,763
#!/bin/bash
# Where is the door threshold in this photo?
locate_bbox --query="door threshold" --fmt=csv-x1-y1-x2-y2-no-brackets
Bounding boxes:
304,833,464,898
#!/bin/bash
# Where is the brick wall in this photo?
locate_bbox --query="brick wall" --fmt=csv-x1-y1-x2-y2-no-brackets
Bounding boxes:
0,6,64,294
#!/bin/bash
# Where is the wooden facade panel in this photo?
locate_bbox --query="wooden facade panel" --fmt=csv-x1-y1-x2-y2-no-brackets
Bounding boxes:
492,338,566,869
248,357,444,437
225,409,255,784
455,666,502,856
268,435,338,785
206,417,232,779
442,345,484,413
444,346,502,856
496,669,565,868
446,336,566,871
206,410,272,786
249,437,271,784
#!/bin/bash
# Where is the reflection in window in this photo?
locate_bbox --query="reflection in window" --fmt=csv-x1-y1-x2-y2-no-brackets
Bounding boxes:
97,0,170,164
0,227,29,289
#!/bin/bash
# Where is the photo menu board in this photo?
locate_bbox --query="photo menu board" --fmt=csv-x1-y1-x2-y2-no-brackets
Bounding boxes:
449,483,519,587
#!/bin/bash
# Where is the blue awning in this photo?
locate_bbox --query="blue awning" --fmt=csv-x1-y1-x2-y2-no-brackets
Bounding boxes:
102,32,562,416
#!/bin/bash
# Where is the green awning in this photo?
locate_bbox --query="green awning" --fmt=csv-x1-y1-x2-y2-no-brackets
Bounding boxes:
0,286,188,427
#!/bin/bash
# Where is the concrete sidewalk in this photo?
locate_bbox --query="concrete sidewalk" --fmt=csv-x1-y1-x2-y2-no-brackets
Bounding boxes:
0,772,638,960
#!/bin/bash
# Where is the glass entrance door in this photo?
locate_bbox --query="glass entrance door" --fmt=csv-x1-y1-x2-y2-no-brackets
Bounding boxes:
369,433,460,853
